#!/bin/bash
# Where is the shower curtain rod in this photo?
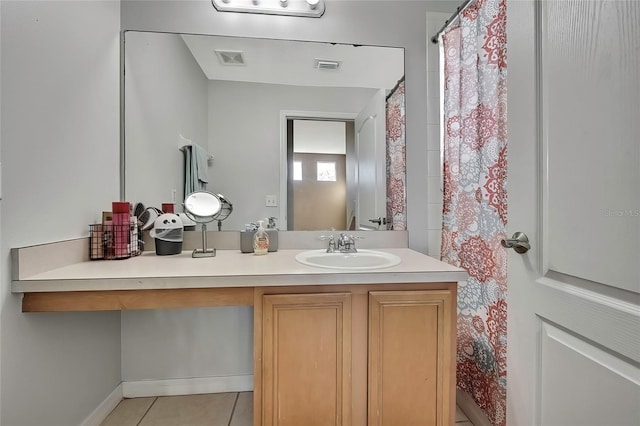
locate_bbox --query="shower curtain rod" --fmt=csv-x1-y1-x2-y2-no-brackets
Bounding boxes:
430,0,475,44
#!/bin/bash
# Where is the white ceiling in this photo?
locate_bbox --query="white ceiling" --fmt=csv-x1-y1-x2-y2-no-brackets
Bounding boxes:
181,34,404,90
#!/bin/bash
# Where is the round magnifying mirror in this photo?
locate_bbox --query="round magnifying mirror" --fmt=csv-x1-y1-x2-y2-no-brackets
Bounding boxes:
184,191,222,222
214,193,233,222
183,191,222,258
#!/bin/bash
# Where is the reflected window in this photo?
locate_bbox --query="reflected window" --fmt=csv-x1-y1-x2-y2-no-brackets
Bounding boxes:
317,161,336,182
293,161,302,181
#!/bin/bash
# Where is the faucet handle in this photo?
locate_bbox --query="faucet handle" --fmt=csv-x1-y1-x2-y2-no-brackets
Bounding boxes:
319,234,336,252
335,233,359,253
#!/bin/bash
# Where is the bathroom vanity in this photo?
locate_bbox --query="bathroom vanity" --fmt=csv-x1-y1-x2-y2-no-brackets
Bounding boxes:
12,238,466,426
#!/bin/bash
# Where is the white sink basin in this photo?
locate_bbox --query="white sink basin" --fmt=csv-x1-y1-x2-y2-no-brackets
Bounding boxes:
295,249,402,270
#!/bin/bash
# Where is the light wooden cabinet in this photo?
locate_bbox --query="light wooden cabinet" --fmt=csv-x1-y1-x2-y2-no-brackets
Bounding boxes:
368,290,455,426
260,292,352,426
255,284,456,426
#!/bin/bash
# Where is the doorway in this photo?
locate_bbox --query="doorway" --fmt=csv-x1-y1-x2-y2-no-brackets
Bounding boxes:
286,119,355,231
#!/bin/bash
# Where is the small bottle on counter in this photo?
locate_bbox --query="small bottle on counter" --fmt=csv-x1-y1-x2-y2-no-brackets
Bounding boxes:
253,220,269,255
112,202,131,259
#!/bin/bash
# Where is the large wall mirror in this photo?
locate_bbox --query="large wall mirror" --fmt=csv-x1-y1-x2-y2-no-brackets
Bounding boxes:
123,31,406,231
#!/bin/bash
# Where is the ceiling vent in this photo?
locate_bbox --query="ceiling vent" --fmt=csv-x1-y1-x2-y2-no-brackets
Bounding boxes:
314,59,341,70
215,50,246,66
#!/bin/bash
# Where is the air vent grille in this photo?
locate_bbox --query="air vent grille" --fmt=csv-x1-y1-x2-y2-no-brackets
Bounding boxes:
215,50,246,66
314,59,341,70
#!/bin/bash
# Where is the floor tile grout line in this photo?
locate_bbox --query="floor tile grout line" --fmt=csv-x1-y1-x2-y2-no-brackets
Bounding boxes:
135,396,158,426
227,392,240,426
109,393,471,426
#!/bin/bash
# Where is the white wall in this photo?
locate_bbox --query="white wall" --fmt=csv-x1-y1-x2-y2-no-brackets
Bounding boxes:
294,120,346,155
0,1,122,425
119,0,455,390
208,80,375,231
122,307,254,381
124,31,209,208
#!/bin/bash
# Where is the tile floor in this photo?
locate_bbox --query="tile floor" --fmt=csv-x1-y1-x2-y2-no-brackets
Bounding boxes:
102,392,474,425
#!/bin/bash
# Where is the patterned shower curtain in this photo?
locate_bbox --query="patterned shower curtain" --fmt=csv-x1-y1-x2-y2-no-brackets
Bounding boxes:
385,79,406,230
439,0,508,425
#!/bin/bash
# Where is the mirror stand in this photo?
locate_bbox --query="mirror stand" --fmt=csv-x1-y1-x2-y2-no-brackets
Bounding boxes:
184,192,225,258
192,223,216,258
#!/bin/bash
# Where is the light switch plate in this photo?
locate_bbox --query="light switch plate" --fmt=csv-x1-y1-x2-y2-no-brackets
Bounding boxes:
265,195,277,207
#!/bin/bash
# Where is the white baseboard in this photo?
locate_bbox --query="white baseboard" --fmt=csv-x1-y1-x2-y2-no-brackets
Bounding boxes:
81,384,123,426
456,389,492,426
122,375,254,398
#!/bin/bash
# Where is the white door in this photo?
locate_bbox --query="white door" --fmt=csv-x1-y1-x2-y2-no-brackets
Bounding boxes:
355,89,386,230
507,1,640,425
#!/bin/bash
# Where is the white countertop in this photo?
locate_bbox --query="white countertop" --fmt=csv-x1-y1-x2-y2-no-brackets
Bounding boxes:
12,248,467,293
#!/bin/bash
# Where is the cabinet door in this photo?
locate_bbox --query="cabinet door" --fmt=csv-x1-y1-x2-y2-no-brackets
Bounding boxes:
262,292,352,426
368,290,455,426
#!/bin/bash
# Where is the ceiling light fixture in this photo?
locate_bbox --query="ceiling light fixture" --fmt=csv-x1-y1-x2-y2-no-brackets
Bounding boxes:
211,0,325,18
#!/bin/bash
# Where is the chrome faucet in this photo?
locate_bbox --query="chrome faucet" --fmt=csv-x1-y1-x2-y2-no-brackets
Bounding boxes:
320,232,362,253
337,233,358,253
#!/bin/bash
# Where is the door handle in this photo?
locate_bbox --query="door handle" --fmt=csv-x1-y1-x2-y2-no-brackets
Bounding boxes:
501,232,530,254
368,217,387,226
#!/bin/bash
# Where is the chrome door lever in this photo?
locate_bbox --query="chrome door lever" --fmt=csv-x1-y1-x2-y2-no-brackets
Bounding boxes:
501,232,531,254
368,217,387,226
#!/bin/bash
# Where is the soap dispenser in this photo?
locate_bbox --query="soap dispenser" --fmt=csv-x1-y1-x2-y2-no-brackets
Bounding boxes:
253,220,269,255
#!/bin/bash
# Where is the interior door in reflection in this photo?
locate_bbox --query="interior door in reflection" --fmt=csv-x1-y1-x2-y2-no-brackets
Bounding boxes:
355,90,387,230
